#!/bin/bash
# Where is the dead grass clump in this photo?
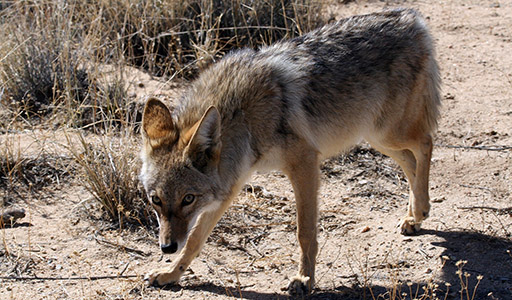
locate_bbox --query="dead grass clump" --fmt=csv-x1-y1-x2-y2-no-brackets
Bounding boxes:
0,250,37,278
0,152,72,206
0,2,90,123
323,146,404,181
82,0,324,77
361,257,484,300
66,132,153,228
77,70,142,132
0,155,71,189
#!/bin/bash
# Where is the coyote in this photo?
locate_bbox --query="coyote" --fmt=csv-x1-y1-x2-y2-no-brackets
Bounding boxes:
140,8,440,295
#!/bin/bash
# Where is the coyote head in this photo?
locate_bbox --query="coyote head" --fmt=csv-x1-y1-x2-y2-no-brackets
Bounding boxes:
140,98,222,254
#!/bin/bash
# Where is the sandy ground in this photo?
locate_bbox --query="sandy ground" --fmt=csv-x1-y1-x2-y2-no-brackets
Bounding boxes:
1,0,511,299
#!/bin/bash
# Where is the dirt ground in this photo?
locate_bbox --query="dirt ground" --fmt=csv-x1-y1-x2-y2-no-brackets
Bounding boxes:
1,0,511,299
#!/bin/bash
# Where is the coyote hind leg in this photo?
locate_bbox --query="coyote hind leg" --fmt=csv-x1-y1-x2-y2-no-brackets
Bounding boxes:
371,134,433,235
404,134,433,234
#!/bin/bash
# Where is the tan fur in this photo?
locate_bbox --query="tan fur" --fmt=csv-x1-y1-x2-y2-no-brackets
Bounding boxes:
140,8,441,296
142,98,177,149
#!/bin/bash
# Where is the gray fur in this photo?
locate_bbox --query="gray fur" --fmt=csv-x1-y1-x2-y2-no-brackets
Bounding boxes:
140,8,441,294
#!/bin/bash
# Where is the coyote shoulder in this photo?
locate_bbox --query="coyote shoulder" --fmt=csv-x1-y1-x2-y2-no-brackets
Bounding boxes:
140,8,440,295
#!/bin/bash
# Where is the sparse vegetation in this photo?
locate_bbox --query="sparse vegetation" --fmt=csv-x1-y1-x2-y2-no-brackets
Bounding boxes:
0,0,510,299
0,0,324,226
0,135,72,206
65,131,151,227
0,0,323,127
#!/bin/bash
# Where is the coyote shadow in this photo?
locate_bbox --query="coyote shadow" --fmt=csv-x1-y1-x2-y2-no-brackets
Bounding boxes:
164,282,370,299
421,229,512,300
163,229,511,299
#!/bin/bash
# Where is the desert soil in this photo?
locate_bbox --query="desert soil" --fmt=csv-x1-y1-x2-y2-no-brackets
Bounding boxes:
1,0,511,299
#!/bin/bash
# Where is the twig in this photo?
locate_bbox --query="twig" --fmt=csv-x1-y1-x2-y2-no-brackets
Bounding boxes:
457,206,512,213
418,246,433,259
238,221,294,228
435,144,511,151
94,235,149,257
119,261,130,276
0,274,138,281
249,240,264,258
458,184,494,192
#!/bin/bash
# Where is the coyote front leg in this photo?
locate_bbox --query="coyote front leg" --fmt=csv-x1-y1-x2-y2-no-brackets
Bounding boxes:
284,144,320,295
147,201,230,286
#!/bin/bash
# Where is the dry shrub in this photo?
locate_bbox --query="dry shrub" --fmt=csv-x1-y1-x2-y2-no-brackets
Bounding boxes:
66,132,153,227
89,0,324,77
0,145,72,206
0,0,324,128
0,2,90,122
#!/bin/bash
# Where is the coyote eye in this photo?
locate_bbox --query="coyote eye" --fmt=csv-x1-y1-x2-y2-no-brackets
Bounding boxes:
182,194,195,206
150,195,162,206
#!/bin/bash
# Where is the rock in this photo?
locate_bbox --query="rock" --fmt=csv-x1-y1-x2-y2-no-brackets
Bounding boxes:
0,208,26,227
432,196,446,203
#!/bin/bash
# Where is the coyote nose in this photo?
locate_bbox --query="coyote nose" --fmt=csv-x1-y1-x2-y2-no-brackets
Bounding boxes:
161,241,178,254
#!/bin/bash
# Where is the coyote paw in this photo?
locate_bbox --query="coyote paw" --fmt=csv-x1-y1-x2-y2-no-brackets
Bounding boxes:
145,267,183,287
398,216,422,235
287,275,313,297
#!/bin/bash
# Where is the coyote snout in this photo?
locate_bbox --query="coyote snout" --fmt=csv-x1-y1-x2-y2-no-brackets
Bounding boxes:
160,242,177,254
155,213,184,254
140,8,441,296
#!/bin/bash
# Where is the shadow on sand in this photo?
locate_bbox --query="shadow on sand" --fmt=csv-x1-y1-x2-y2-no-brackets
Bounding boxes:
158,229,511,299
424,229,512,300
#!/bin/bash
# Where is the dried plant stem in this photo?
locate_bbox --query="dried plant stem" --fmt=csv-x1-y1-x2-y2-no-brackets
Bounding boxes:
0,275,138,281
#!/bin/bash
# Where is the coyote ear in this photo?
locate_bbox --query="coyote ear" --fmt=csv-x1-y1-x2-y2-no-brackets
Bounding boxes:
186,106,221,171
142,98,177,147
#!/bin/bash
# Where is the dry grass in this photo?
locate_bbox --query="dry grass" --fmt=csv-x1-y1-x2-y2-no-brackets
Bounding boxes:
65,131,152,227
0,0,323,128
0,1,90,124
376,259,484,300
